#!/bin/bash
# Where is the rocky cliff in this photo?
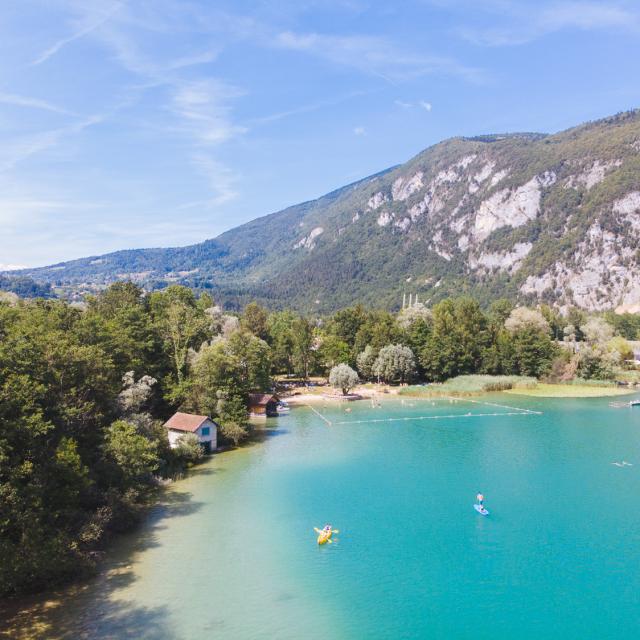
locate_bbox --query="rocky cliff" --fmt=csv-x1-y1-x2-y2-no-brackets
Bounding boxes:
10,110,640,313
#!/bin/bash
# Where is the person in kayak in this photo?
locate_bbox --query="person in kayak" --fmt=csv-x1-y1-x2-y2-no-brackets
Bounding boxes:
476,493,484,506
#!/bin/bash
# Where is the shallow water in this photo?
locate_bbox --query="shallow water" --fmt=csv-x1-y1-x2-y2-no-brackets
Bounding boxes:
26,393,640,639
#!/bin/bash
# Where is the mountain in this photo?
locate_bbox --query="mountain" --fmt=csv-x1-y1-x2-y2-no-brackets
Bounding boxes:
8,110,640,313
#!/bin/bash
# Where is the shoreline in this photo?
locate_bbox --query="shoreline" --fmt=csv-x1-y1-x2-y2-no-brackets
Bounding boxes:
281,381,640,403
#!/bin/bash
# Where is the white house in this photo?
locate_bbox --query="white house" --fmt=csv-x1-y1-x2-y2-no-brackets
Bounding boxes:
164,412,218,453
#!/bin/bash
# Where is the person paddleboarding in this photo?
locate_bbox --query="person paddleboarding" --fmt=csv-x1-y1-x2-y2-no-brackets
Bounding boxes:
474,493,489,516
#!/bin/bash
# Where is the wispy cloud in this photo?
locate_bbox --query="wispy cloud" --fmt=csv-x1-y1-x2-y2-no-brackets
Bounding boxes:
353,126,366,135
31,1,125,65
179,154,239,209
274,30,484,83
457,1,640,46
250,90,367,126
0,92,77,116
171,80,247,145
394,99,433,111
168,49,220,70
0,115,103,173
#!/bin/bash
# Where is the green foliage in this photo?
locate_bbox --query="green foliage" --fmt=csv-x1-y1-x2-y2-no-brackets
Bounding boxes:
173,433,205,464
401,375,537,395
508,327,558,377
267,310,297,374
318,335,351,372
356,345,377,381
420,298,490,381
240,302,269,340
373,344,417,383
216,390,250,445
328,363,359,395
291,316,315,379
104,420,160,483
605,312,640,340
0,284,208,596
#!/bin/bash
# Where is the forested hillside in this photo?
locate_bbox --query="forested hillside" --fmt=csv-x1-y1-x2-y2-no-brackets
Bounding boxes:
8,110,640,313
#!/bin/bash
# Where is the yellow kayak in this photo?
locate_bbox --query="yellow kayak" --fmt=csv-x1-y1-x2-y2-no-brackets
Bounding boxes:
314,527,338,545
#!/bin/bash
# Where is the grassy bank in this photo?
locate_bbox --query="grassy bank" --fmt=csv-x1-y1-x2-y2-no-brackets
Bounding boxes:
505,383,637,398
399,375,639,398
400,375,537,396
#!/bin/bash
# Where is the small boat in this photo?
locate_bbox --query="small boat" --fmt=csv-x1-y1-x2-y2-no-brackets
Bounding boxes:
277,401,290,413
314,526,339,544
630,400,640,407
474,504,489,516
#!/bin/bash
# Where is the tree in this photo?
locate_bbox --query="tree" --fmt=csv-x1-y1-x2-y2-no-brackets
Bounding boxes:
354,311,401,355
268,311,296,375
608,336,633,362
326,305,367,349
104,420,159,483
329,364,359,395
356,345,377,381
605,311,640,340
216,390,249,445
117,371,157,415
373,344,416,383
291,316,315,380
575,345,617,380
420,298,489,381
397,303,432,329
240,302,269,340
225,330,272,392
505,307,550,334
510,327,557,377
318,335,351,372
580,317,614,345
149,286,209,385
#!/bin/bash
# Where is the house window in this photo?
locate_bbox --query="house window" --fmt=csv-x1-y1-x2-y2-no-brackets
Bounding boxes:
201,426,210,436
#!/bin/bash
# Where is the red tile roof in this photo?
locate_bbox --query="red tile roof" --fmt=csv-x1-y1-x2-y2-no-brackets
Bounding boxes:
164,412,210,433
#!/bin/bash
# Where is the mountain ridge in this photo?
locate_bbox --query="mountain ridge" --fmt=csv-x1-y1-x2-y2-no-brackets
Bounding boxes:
6,109,640,313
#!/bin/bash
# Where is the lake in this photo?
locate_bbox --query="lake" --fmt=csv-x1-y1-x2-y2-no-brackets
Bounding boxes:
21,393,640,639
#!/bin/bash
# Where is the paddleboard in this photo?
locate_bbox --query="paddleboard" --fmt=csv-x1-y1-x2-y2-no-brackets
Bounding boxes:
474,504,489,516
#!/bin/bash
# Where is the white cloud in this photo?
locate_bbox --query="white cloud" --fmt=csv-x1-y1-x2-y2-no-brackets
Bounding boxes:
168,49,220,70
457,1,640,46
179,154,239,209
31,1,125,65
0,114,103,173
171,80,247,146
251,90,367,126
394,100,432,111
275,30,483,82
0,92,76,116
353,126,366,135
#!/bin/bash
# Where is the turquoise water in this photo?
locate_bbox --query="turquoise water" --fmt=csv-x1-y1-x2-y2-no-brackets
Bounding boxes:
46,394,640,639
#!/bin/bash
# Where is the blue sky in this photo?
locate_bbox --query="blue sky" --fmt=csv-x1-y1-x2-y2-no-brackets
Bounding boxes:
2,0,640,267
